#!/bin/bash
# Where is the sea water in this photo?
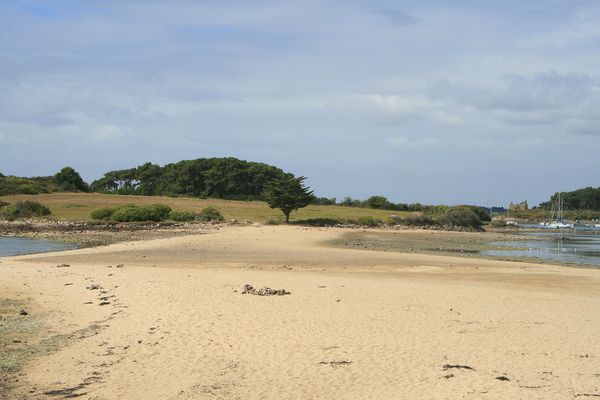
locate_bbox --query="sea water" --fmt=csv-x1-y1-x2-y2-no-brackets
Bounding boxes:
482,232,600,267
0,237,78,257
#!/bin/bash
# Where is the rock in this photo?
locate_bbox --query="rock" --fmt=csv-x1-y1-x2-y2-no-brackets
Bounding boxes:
318,360,352,366
56,264,70,268
442,364,475,371
241,284,290,296
87,284,102,290
496,376,510,381
19,309,29,316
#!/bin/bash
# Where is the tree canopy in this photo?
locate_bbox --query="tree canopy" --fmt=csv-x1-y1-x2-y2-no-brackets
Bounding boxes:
53,167,89,192
90,157,290,199
539,187,600,211
264,176,315,222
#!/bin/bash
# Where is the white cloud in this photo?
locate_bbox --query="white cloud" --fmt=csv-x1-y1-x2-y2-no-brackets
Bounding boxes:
386,136,439,151
331,94,436,123
523,7,600,48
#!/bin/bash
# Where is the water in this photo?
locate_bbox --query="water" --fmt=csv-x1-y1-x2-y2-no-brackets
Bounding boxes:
0,237,78,257
518,223,600,232
482,232,600,267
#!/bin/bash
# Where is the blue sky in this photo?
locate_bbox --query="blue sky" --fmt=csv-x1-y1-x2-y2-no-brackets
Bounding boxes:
1,0,600,206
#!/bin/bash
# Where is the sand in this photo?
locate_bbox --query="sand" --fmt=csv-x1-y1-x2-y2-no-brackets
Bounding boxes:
1,225,599,399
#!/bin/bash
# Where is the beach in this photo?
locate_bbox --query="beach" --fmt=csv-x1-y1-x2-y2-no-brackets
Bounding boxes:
1,225,599,399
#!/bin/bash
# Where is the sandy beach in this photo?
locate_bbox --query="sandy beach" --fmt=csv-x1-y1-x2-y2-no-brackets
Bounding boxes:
1,225,599,399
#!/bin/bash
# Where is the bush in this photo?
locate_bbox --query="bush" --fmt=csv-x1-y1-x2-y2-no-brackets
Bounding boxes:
311,197,337,205
291,218,343,227
0,201,51,220
366,195,390,210
265,218,281,225
168,211,195,221
196,206,225,222
146,204,172,219
352,216,382,227
16,185,40,195
90,207,122,220
436,208,482,229
400,215,437,226
111,205,164,222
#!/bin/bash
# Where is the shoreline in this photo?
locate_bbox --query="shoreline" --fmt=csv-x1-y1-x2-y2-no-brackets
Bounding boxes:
0,220,222,248
2,220,597,269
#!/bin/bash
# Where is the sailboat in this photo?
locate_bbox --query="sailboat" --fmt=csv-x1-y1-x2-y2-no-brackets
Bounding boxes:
540,192,574,229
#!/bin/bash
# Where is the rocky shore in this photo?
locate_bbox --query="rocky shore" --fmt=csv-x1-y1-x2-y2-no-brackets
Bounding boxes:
0,220,220,247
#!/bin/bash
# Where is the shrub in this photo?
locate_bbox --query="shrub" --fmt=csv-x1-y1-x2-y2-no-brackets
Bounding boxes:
16,185,40,195
353,216,382,227
366,195,390,209
111,205,163,222
400,215,437,226
265,218,281,225
146,204,172,219
0,201,51,220
196,206,225,222
489,220,508,228
311,197,337,205
292,218,343,227
436,208,482,229
90,207,122,220
168,211,195,222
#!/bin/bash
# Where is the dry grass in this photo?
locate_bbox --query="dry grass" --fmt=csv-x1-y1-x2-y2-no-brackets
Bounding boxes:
0,193,412,223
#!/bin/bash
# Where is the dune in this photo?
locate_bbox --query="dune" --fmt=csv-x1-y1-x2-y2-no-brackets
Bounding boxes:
1,225,599,399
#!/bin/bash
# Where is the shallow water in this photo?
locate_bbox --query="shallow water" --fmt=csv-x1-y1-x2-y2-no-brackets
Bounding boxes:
483,232,600,267
0,237,78,257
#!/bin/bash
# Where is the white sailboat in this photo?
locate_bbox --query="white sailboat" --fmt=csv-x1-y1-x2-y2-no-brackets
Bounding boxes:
540,192,574,229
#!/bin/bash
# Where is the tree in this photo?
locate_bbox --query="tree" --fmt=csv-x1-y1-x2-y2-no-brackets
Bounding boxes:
53,167,89,192
264,176,315,223
366,195,390,209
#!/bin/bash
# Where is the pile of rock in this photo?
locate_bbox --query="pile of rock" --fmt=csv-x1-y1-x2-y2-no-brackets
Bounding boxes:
241,284,290,296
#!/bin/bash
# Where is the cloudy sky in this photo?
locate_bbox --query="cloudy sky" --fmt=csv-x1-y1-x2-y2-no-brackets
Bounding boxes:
1,0,600,206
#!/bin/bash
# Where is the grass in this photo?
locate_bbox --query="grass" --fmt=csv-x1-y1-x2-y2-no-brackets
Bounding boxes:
0,193,414,223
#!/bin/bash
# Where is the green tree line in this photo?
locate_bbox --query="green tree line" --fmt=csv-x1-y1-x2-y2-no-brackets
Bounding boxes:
538,187,600,211
89,157,291,199
0,167,89,195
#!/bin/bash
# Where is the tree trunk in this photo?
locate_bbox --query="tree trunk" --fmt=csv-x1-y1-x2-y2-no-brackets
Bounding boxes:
285,212,290,223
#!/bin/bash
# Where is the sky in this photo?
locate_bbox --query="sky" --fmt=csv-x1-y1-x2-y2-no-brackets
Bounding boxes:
1,0,600,206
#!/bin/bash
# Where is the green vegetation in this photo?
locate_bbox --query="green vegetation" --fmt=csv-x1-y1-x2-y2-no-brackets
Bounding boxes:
399,215,436,226
90,204,172,222
0,201,51,221
338,195,426,212
0,176,50,195
90,158,290,199
435,206,489,229
391,205,490,230
53,167,89,192
111,205,168,222
168,211,195,222
264,176,315,223
90,207,121,220
196,206,225,222
539,187,600,212
0,166,88,195
89,203,224,223
1,193,407,222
